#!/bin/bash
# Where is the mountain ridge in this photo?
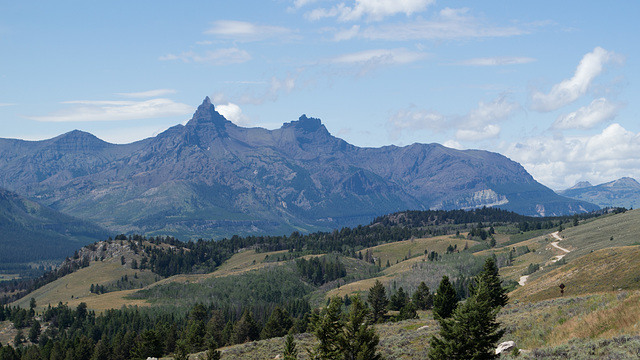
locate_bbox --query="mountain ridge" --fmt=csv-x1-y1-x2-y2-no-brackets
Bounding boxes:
0,98,597,239
558,177,640,209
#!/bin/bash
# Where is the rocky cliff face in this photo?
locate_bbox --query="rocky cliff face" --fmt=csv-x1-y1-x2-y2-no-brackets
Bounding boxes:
0,97,598,239
558,177,640,209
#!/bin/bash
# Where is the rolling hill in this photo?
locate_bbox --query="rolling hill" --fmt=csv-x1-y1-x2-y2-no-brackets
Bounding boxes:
0,187,108,264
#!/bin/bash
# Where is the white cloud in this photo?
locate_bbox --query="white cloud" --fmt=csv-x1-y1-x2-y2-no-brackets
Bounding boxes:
358,8,526,41
330,48,428,65
456,124,501,141
530,47,621,112
453,95,520,141
159,48,251,65
0,103,16,107
307,0,434,22
455,56,536,66
552,98,619,130
387,109,446,140
504,123,640,189
387,95,519,142
204,20,294,42
333,25,360,41
215,103,251,126
117,89,177,98
27,98,192,122
228,73,299,105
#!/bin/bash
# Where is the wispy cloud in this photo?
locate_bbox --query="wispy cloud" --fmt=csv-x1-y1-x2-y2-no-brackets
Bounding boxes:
159,48,251,65
530,47,622,112
387,94,520,142
552,98,620,130
27,98,192,122
0,103,16,107
455,56,536,66
357,8,527,41
117,89,177,98
329,48,428,64
204,20,295,42
306,0,434,22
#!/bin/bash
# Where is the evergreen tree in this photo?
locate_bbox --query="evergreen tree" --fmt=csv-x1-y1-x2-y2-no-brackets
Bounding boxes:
339,296,383,360
283,334,298,360
173,339,190,360
308,297,343,359
412,281,433,310
91,336,111,360
28,320,41,343
470,257,508,309
398,302,418,321
261,307,293,339
204,338,221,360
433,276,458,320
367,280,388,323
388,287,409,311
309,296,383,360
427,279,505,360
233,310,260,344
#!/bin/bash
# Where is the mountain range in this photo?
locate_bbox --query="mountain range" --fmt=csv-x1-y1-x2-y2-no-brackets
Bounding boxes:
0,97,597,239
558,177,640,209
0,187,107,264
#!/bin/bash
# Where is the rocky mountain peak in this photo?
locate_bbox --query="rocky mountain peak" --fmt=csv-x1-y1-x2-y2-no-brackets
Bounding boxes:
186,97,231,128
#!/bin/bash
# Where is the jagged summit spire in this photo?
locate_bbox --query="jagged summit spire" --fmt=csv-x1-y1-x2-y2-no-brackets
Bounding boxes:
187,96,230,128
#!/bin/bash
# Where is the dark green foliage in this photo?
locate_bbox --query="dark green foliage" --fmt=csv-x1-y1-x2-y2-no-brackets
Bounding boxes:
397,302,418,321
433,276,458,320
309,296,383,360
283,334,298,360
340,296,383,360
367,280,388,323
388,287,409,311
28,320,41,343
233,310,260,344
295,255,346,286
412,282,433,310
523,263,540,275
308,297,343,359
427,279,505,360
470,257,509,309
261,307,294,339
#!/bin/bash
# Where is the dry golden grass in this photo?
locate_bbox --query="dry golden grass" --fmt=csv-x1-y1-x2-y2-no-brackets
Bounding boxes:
12,258,155,311
510,246,640,303
370,235,477,266
324,235,479,299
550,291,640,345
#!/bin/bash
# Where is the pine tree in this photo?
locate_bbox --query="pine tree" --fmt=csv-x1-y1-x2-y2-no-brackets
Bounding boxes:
339,296,383,360
283,334,298,360
309,296,383,360
388,287,409,311
433,276,458,319
470,257,508,309
261,307,293,339
412,281,433,310
308,296,343,359
367,280,388,323
427,278,505,360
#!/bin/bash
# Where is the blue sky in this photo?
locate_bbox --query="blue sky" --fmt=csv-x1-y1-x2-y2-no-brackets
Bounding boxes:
1,1,638,190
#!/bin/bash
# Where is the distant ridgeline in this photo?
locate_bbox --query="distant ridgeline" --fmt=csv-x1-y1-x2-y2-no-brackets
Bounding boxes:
1,207,621,305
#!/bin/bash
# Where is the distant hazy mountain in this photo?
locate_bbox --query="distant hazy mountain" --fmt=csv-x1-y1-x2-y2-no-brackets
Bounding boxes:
0,97,597,239
558,177,640,209
0,188,108,263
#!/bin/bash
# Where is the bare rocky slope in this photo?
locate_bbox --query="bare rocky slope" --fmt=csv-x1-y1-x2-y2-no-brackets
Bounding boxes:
0,98,597,239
